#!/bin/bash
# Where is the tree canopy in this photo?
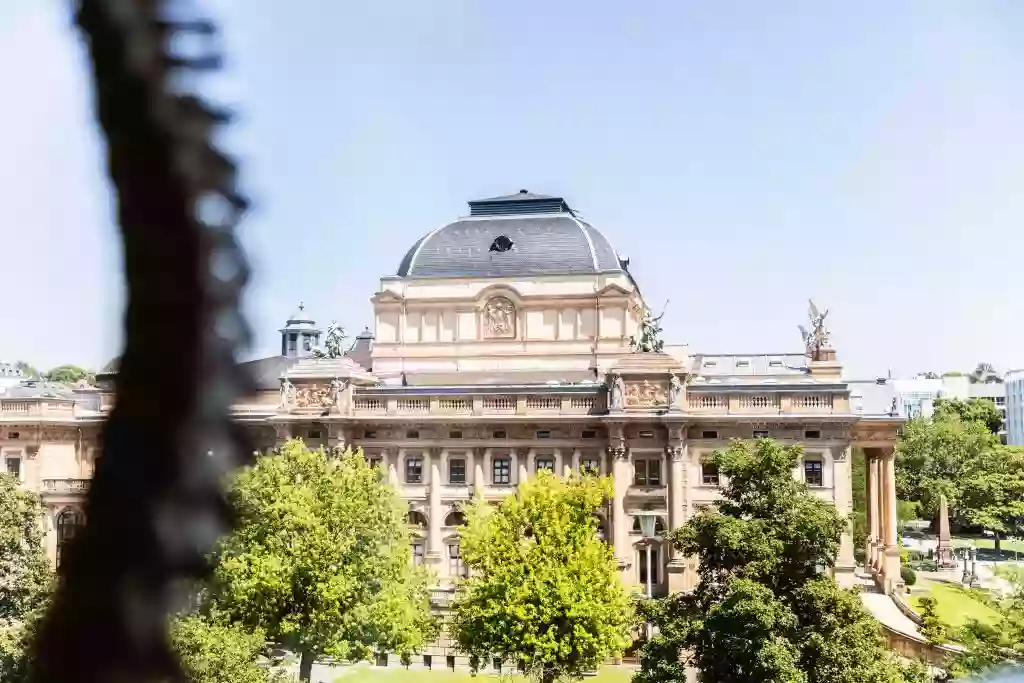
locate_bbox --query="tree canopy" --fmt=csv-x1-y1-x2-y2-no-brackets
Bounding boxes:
206,440,436,681
41,364,93,385
449,471,634,683
635,440,926,683
933,398,1004,435
0,474,52,622
172,616,285,683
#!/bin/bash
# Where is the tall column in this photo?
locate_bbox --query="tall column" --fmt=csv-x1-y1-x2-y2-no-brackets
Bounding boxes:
864,449,874,569
833,446,855,586
881,448,901,592
609,425,630,568
473,447,486,498
666,441,688,593
869,452,882,571
427,448,443,567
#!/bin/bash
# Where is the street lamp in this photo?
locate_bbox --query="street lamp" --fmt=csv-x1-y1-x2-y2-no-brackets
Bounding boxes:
636,513,660,642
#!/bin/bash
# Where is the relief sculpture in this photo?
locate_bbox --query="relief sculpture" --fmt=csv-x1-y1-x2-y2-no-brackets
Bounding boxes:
482,296,516,339
624,380,668,408
294,383,338,410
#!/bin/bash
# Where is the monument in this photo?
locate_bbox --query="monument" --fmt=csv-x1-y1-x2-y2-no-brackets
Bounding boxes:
936,494,956,568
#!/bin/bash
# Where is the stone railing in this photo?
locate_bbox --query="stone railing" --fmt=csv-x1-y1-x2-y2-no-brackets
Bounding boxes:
353,393,601,418
429,587,455,608
0,400,77,417
686,391,841,416
42,478,90,494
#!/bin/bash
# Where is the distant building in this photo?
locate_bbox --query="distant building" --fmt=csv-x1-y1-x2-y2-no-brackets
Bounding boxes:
1006,370,1024,446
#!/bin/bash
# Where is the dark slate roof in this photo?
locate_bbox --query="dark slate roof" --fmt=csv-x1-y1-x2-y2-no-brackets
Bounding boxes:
240,356,300,391
346,328,374,371
0,381,79,400
396,191,622,278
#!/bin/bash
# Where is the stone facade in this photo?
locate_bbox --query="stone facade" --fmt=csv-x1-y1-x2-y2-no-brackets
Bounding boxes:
0,192,906,607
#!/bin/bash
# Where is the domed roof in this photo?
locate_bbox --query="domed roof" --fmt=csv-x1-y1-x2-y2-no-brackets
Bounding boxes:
397,191,623,278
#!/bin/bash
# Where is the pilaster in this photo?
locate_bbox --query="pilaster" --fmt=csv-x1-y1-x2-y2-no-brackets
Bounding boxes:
427,448,443,566
608,424,630,569
666,440,688,594
832,445,855,587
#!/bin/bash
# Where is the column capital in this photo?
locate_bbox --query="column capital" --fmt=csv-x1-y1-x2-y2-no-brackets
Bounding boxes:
666,444,686,461
607,445,629,461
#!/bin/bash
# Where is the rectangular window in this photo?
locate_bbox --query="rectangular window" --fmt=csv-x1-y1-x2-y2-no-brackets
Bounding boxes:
804,430,821,440
367,456,382,469
412,543,424,565
701,430,718,439
447,543,465,577
701,461,719,486
423,655,432,669
638,430,655,439
580,456,600,474
804,460,824,487
753,429,769,438
536,430,551,439
364,429,378,439
536,456,555,472
308,429,322,439
492,457,511,485
633,459,661,486
405,456,423,484
5,457,20,480
449,430,463,439
406,429,420,439
638,547,660,584
288,333,297,352
303,336,312,351
449,457,466,484
492,430,507,439
581,429,597,439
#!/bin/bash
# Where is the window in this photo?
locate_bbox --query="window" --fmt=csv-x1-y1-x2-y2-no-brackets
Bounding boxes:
56,509,84,568
405,455,423,484
633,459,661,486
701,461,720,486
638,430,655,439
449,430,463,439
423,655,432,669
406,429,420,439
5,456,20,480
288,333,297,352
408,510,427,528
582,429,597,439
447,543,466,576
769,359,783,367
445,511,467,527
489,235,514,253
804,430,821,440
308,429,322,439
364,429,378,439
995,397,1006,406
492,430,507,439
536,456,555,472
704,360,717,368
736,359,750,368
804,460,824,487
638,547,660,585
493,658,503,672
8,432,19,440
367,455,382,469
536,430,551,439
492,457,511,485
446,656,456,670
580,456,600,474
753,429,769,438
701,430,718,439
449,457,466,484
303,336,312,351
411,542,424,565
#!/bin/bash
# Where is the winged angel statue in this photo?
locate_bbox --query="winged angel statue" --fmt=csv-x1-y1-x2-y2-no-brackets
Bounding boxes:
630,302,668,353
798,299,830,361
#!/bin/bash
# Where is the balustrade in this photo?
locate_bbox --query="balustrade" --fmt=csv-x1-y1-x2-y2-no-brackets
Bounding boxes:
42,478,90,494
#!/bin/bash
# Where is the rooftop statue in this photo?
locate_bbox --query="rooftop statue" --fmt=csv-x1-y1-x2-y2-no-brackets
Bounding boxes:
798,299,830,361
312,321,347,359
630,302,667,353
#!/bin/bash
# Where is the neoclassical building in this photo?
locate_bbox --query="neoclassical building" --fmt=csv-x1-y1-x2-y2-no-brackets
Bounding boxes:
1,191,904,605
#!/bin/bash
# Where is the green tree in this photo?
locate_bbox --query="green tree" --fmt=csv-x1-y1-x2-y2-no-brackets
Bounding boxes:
635,440,924,683
41,364,92,385
0,474,52,622
934,398,1004,435
13,361,38,378
206,440,436,682
172,616,284,683
450,471,633,683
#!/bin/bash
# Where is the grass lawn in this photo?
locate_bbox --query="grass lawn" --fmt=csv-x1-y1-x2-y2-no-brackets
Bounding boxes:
953,536,1024,553
329,665,637,683
908,582,1001,629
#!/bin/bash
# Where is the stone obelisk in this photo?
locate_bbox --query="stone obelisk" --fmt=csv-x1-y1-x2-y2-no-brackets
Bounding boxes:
936,494,956,568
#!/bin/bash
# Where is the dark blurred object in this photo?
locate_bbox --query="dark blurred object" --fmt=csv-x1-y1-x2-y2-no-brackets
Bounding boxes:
28,1,253,682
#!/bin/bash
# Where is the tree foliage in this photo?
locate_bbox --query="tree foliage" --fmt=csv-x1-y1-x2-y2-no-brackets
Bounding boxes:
206,440,436,682
172,616,285,683
933,398,1003,435
0,474,52,622
635,440,925,683
450,471,634,683
896,411,1024,538
41,364,93,385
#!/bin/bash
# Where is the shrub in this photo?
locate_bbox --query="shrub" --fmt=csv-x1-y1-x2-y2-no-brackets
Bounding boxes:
901,566,917,586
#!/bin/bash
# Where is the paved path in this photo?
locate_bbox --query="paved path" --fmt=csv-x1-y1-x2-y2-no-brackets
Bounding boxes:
860,592,922,638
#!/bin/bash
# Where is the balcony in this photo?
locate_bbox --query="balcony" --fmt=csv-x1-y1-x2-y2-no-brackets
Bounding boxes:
353,392,601,418
42,478,90,494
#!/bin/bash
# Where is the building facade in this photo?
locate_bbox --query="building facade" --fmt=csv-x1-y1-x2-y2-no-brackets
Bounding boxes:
1007,369,1024,446
2,192,906,607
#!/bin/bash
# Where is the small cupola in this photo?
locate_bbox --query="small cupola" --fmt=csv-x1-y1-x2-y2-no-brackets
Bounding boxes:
279,302,323,358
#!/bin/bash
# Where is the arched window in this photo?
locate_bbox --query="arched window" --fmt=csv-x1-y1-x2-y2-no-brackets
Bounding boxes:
407,511,428,528
445,511,466,527
56,508,84,568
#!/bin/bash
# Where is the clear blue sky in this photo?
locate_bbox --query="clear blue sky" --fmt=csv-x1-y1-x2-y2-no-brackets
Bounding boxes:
2,1,1022,379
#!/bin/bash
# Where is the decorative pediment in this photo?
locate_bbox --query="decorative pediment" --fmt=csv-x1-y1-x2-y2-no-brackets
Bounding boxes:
595,282,632,298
